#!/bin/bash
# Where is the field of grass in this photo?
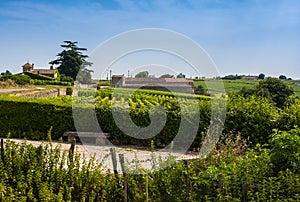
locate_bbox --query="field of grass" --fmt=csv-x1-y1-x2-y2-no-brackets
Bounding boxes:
194,79,300,97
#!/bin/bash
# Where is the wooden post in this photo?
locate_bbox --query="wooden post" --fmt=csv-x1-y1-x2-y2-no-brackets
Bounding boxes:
184,160,192,202
1,139,4,163
145,174,149,202
69,139,76,163
110,148,118,174
38,144,43,164
218,173,223,190
119,154,127,202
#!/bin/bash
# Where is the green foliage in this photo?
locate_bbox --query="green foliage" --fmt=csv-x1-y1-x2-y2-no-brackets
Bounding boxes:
76,69,93,84
97,81,111,87
176,73,185,78
279,75,287,80
258,73,265,80
0,88,299,150
222,74,241,80
159,74,174,78
24,71,54,80
30,79,72,86
66,87,73,95
0,96,74,140
8,74,30,85
59,74,74,83
0,133,299,201
194,79,300,98
78,90,97,97
225,95,279,145
195,84,209,95
255,77,294,108
0,139,123,201
280,99,300,129
49,41,92,80
270,128,300,173
135,71,149,78
0,70,12,76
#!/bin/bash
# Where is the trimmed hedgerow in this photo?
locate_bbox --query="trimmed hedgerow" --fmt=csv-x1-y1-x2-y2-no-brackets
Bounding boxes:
0,96,75,140
0,90,299,148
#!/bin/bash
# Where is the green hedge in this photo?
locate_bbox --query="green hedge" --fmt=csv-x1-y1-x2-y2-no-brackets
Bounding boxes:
0,96,74,140
30,79,72,86
0,93,299,147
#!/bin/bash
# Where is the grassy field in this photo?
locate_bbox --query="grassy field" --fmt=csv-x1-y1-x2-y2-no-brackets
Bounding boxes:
194,79,300,97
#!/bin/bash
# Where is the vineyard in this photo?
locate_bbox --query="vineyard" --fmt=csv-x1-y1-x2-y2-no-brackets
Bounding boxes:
76,88,214,148
0,86,300,200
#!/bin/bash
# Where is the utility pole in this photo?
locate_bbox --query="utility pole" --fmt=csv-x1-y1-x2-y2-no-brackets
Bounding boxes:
128,70,130,77
110,70,112,81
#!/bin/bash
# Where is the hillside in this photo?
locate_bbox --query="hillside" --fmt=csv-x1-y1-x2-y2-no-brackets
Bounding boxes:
194,79,300,97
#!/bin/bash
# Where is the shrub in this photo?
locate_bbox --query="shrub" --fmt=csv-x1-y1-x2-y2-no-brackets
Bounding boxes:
66,87,73,95
0,96,74,140
270,128,300,173
30,79,72,86
59,74,74,82
225,95,279,146
10,75,31,85
255,77,294,108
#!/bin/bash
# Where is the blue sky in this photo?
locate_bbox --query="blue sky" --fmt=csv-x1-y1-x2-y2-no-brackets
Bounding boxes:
0,0,299,78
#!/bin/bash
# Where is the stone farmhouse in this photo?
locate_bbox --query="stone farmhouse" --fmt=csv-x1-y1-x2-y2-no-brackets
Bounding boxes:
111,75,195,93
22,62,58,79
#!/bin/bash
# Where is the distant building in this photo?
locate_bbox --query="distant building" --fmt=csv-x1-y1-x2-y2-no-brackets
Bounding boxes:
295,82,300,86
111,75,195,93
241,75,258,80
22,62,58,79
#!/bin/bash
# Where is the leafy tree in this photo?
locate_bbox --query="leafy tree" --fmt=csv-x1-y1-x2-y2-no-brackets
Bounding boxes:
255,77,294,108
176,73,185,78
135,71,149,78
49,41,92,80
279,75,287,80
195,85,205,94
10,75,31,85
258,73,265,80
270,128,300,173
59,74,74,82
222,74,241,80
0,70,12,76
160,74,174,78
237,86,254,97
76,69,93,84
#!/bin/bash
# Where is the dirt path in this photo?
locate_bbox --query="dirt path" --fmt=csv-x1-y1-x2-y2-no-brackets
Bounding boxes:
0,88,30,93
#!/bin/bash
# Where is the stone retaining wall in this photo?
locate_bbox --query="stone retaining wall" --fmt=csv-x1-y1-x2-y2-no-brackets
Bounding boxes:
18,88,66,98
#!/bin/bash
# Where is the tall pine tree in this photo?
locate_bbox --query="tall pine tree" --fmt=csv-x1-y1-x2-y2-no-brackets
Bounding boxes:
50,41,92,82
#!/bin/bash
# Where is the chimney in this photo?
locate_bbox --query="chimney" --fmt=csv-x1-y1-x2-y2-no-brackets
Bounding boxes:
32,64,34,70
50,65,53,70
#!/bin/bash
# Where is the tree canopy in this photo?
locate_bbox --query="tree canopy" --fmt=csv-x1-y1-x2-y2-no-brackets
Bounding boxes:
237,77,294,108
176,73,185,78
258,73,265,80
0,70,12,77
255,77,294,108
160,74,174,78
135,71,149,78
49,41,92,82
279,75,287,80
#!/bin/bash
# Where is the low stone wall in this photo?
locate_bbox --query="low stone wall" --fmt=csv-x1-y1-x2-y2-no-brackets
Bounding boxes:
18,88,66,98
